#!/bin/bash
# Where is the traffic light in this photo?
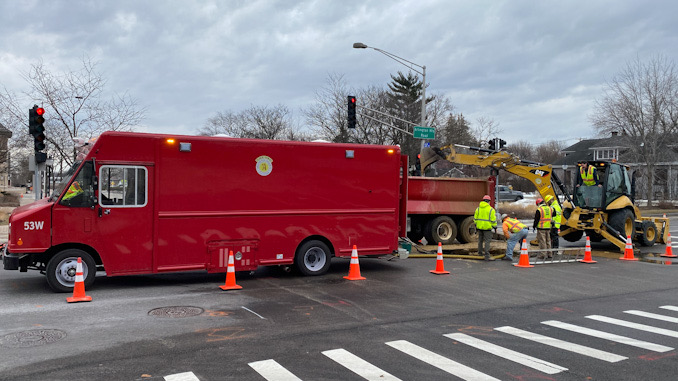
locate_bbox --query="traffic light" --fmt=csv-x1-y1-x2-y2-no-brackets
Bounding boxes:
498,139,507,150
347,95,356,129
28,105,46,152
488,138,496,151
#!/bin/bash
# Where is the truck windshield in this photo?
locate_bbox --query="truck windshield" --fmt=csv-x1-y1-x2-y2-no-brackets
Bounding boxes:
50,161,82,201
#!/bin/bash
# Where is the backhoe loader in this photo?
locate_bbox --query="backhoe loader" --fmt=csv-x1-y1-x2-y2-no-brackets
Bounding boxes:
419,144,669,251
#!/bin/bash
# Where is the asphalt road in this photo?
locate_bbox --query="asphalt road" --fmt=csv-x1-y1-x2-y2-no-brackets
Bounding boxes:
1,219,678,381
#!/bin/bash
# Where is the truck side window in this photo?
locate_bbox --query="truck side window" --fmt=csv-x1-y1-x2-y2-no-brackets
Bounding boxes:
99,166,147,207
59,161,95,208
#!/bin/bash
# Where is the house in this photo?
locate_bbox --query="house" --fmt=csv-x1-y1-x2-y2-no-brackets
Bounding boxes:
0,123,12,188
552,132,678,201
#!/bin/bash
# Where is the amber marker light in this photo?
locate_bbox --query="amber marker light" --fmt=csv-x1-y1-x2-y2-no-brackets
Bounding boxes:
166,138,176,144
387,149,395,154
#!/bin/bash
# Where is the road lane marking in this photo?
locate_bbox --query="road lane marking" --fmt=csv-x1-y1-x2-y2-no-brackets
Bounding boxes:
386,340,500,381
164,372,200,381
660,305,678,312
249,359,303,381
624,310,678,324
494,326,627,363
542,320,673,352
586,315,678,338
242,306,266,319
445,333,567,374
322,348,402,381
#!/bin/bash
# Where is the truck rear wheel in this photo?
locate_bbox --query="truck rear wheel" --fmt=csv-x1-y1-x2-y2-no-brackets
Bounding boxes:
425,216,457,245
295,240,332,276
45,249,96,293
456,216,478,243
638,220,657,247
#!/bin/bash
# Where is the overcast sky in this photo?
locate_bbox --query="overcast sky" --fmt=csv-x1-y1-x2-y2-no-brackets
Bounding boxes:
1,0,677,145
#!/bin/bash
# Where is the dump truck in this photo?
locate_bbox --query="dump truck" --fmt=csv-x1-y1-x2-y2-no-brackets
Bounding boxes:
407,176,495,245
420,144,669,251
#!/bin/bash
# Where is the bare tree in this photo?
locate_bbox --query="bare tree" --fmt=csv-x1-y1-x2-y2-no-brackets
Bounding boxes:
0,57,145,170
304,73,357,143
591,55,678,201
472,116,503,148
199,104,294,140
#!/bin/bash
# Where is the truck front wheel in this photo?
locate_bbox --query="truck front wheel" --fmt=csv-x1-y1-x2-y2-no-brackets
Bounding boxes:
295,240,332,276
425,216,457,245
45,249,96,293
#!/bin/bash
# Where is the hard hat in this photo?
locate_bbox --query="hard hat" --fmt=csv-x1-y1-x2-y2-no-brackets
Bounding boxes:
482,195,491,201
501,214,509,220
544,195,553,203
536,198,543,205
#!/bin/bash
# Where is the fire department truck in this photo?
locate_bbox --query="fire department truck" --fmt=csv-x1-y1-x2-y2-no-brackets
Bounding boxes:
2,132,408,292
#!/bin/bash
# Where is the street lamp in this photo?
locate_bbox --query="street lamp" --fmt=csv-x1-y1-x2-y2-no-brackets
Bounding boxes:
353,42,427,150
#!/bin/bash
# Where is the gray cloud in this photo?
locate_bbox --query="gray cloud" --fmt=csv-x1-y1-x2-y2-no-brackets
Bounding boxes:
1,0,677,143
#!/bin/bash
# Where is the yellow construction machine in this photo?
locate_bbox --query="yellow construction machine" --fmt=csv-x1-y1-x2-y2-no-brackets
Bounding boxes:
419,144,669,251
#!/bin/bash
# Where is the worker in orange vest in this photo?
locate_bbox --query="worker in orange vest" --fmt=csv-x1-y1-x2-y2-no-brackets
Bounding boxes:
533,198,553,254
501,214,528,261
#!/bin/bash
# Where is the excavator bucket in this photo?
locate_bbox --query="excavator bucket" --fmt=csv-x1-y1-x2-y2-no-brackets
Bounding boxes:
419,147,444,170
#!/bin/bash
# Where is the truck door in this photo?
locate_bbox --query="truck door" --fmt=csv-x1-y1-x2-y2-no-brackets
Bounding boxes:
95,164,154,275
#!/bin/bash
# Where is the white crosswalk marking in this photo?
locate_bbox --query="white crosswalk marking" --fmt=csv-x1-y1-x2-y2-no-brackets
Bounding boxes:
624,310,678,323
542,320,673,352
445,333,567,374
386,340,500,381
322,348,402,381
494,326,627,363
660,305,678,312
249,359,303,381
586,315,678,338
164,372,200,381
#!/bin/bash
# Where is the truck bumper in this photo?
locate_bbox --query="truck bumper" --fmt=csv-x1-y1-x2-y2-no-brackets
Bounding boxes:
2,246,28,271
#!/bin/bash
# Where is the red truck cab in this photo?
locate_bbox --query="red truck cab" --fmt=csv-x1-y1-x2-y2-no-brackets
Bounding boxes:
3,132,408,292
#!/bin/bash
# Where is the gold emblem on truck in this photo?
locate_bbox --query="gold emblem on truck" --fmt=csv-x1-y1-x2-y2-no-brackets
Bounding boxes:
255,155,273,176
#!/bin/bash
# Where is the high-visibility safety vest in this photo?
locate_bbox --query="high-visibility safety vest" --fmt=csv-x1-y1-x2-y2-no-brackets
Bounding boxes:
474,202,497,231
580,166,596,186
550,201,562,229
503,217,527,233
537,204,553,229
62,181,83,201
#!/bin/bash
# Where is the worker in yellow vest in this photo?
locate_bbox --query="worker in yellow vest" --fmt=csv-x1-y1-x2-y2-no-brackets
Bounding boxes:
532,198,553,253
501,214,528,261
577,161,601,187
474,195,497,261
545,195,562,250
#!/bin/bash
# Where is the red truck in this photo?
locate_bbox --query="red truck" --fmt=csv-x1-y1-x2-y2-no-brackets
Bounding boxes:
407,176,495,245
2,132,408,292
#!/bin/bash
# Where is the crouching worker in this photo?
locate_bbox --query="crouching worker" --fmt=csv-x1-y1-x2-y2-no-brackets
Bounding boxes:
501,214,528,261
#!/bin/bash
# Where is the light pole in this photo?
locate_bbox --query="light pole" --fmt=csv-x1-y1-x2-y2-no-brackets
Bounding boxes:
353,42,427,151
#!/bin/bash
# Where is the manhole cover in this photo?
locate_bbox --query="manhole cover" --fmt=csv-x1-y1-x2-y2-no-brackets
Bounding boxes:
148,306,204,318
0,329,67,348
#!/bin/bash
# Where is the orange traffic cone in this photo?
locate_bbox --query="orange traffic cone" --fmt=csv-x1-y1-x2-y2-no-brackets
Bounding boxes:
430,242,450,275
67,257,92,303
580,235,597,263
514,239,534,268
620,235,639,261
219,250,242,290
661,233,677,258
344,245,366,280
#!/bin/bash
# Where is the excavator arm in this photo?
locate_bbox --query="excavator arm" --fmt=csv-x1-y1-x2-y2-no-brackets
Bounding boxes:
420,145,559,202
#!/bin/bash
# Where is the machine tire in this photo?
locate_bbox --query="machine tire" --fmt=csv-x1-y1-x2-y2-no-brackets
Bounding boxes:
638,220,657,247
294,240,332,276
608,209,635,240
562,229,584,242
585,230,604,242
425,216,457,245
45,249,96,293
456,216,478,243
